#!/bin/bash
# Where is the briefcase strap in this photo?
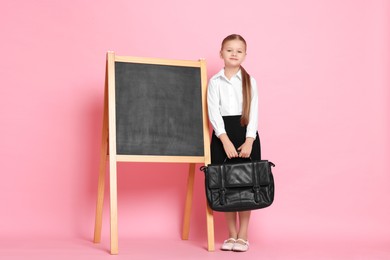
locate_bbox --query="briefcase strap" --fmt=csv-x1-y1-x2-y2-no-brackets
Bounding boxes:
253,162,261,203
219,165,227,205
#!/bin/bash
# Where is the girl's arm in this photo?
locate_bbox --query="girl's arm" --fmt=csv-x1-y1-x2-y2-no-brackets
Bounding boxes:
219,133,239,159
207,80,226,137
238,137,254,158
246,77,259,139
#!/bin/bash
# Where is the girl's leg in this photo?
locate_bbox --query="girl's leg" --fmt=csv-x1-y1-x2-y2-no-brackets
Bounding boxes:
225,212,238,238
237,210,251,241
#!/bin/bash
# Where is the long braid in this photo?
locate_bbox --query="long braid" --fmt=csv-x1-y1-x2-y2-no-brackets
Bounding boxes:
240,66,251,126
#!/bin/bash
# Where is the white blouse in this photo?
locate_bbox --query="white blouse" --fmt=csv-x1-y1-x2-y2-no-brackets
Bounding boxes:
207,69,259,139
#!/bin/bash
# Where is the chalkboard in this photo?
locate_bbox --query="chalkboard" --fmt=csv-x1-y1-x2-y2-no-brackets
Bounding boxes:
115,62,204,156
94,53,213,254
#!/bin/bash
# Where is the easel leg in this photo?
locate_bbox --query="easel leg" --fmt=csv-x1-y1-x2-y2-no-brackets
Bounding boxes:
105,51,118,254
94,87,109,244
182,163,195,240
206,204,215,251
109,159,118,255
93,151,107,243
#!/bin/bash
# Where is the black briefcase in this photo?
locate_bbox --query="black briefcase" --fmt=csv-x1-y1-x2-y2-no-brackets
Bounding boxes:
200,159,275,212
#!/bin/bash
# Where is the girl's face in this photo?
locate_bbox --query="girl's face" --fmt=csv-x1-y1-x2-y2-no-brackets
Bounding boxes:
220,39,247,68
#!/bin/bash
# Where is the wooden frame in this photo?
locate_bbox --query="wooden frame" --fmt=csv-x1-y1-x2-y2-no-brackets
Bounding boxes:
93,52,214,254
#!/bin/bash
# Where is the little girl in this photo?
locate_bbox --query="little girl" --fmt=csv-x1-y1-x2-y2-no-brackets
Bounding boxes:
207,34,260,252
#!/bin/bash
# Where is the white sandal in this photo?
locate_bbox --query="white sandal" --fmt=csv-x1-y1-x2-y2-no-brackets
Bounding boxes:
221,238,236,251
232,238,249,252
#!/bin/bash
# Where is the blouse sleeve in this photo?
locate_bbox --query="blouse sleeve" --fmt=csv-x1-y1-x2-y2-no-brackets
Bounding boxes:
207,79,226,137
246,77,259,138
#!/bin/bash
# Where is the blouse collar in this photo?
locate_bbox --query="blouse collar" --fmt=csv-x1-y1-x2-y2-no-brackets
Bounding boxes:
216,68,242,81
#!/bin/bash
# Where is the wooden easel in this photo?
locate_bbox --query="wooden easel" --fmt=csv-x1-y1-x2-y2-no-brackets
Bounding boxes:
93,52,214,254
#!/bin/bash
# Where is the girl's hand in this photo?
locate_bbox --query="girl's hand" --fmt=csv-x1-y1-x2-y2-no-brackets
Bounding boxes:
219,134,238,159
237,138,254,158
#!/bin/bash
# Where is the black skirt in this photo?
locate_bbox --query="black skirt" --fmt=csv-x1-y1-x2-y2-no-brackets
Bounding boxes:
210,115,261,164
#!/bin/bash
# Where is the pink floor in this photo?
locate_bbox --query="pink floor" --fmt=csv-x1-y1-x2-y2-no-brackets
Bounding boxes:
1,237,389,260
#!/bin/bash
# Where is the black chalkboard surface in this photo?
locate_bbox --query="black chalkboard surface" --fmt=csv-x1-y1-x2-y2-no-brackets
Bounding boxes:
115,62,204,156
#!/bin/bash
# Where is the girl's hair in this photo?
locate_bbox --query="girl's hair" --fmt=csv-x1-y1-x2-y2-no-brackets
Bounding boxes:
221,34,251,126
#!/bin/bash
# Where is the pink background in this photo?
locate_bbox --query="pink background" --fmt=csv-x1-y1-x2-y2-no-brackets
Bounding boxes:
1,0,389,258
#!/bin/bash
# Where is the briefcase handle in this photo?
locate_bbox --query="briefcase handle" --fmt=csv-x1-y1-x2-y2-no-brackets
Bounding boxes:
223,157,252,163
